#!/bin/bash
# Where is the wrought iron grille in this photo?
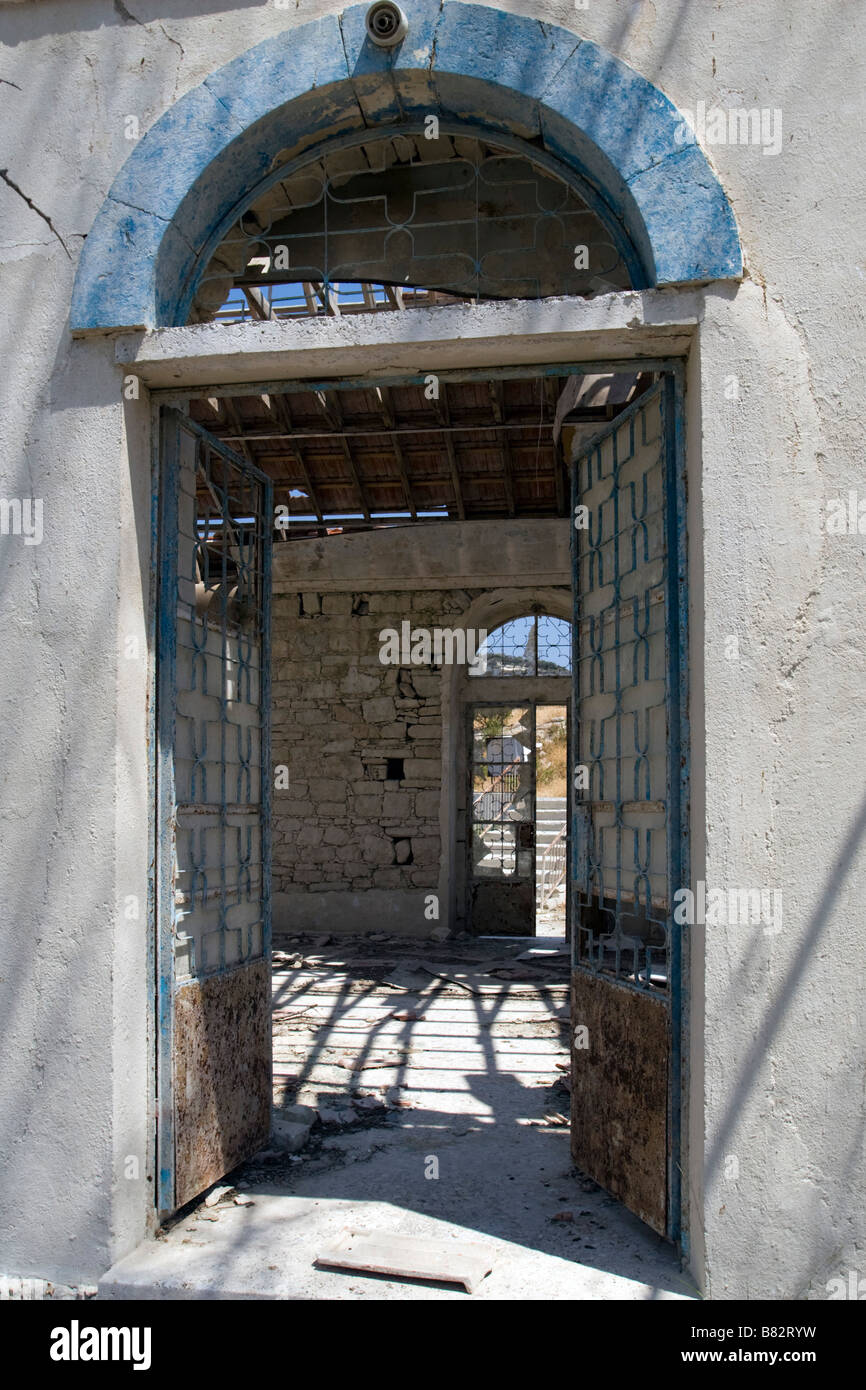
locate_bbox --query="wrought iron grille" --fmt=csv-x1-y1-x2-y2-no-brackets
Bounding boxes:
470,614,572,677
189,127,634,324
470,706,534,878
159,413,272,982
571,382,675,994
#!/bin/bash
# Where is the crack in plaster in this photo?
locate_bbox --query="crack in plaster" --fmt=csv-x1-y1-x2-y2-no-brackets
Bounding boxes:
113,0,184,99
200,81,250,136
106,195,198,262
0,170,71,259
625,139,704,187
336,13,352,76
157,23,184,61
337,14,374,132
536,38,584,103
108,193,171,224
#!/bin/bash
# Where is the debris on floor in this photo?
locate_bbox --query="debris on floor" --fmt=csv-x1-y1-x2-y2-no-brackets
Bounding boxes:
315,1227,495,1294
203,1184,234,1208
101,934,694,1301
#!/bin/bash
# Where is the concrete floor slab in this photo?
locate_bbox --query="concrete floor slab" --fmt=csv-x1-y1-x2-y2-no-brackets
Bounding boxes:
100,937,696,1301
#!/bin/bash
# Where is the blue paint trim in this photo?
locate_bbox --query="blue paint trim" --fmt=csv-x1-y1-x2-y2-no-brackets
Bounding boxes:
155,408,182,1217
666,364,690,1254
70,1,741,332
145,393,161,1209
661,369,687,1247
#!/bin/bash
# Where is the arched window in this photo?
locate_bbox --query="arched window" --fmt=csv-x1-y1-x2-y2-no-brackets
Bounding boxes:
189,128,636,324
469,614,571,677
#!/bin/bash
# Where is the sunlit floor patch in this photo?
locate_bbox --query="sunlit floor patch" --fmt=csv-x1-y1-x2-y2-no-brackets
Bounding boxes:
100,936,695,1301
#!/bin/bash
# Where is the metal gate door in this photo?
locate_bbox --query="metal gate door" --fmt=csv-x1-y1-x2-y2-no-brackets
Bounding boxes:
156,408,273,1215
468,704,535,934
569,375,687,1239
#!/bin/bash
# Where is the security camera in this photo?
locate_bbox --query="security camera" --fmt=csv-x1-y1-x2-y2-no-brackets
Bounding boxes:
365,1,408,47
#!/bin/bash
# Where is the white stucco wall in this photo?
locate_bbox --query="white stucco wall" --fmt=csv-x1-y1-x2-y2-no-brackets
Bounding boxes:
0,0,863,1296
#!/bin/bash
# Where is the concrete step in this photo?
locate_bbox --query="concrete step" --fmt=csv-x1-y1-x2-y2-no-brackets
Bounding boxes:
481,822,566,844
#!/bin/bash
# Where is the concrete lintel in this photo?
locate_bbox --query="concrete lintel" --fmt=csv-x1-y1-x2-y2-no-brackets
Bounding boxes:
115,289,702,390
272,572,570,595
271,518,570,593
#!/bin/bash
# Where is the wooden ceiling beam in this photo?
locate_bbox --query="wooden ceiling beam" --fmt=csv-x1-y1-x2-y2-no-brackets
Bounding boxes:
268,391,325,527
314,282,341,317
434,384,466,521
209,412,581,443
242,286,273,321
376,385,417,520
222,396,257,467
489,380,515,517
222,393,326,530
544,377,567,515
318,390,371,522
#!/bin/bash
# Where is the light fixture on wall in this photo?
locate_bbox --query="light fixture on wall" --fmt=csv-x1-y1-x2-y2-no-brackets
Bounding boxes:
365,2,409,47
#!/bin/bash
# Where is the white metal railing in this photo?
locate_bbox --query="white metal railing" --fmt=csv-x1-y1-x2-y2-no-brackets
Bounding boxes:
472,759,522,823
539,823,567,906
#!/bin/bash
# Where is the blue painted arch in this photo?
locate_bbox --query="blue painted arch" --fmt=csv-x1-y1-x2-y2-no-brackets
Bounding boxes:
70,1,742,332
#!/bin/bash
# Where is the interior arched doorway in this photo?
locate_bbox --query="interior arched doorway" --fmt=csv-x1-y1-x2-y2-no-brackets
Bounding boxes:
69,1,741,1261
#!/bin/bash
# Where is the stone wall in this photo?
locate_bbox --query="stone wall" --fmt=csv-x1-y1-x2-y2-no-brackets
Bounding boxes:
272,586,463,909
269,519,571,936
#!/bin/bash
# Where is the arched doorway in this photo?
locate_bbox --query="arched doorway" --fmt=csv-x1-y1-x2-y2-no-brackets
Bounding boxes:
69,1,741,1256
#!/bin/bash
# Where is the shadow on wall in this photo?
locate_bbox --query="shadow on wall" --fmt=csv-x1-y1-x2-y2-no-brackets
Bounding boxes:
705,786,866,1297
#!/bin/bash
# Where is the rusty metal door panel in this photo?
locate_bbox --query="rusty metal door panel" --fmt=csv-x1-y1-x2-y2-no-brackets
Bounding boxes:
173,959,271,1207
570,971,668,1234
470,879,534,935
569,375,687,1243
156,409,273,1216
